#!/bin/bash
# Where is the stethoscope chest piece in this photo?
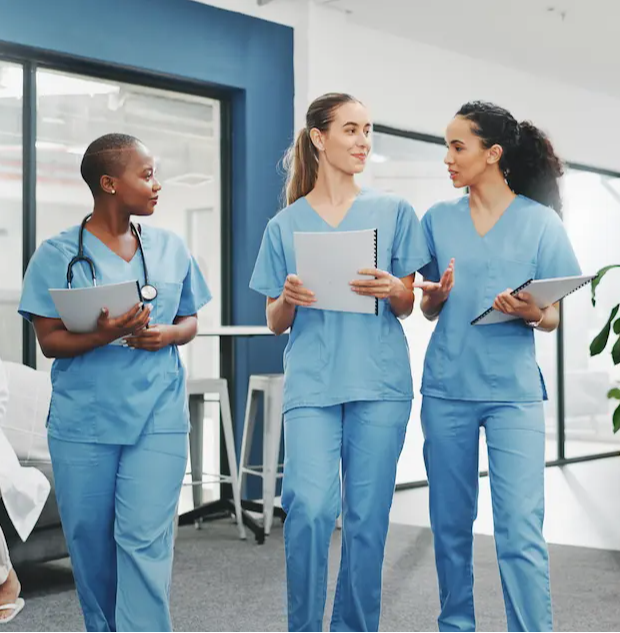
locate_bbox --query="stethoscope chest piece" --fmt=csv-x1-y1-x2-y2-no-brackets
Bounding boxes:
140,284,158,302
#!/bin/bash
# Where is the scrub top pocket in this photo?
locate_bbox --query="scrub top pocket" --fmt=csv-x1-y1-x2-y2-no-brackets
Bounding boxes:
151,281,183,324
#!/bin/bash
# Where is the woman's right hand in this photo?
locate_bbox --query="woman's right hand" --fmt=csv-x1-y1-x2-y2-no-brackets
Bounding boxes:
96,302,152,344
413,258,455,306
281,274,316,307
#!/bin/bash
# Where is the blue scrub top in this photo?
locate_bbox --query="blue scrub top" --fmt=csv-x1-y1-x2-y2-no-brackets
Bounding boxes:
250,188,431,414
419,194,582,402
19,224,211,444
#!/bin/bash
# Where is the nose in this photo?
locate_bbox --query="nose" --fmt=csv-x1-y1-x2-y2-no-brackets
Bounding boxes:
357,135,370,152
444,150,453,165
153,177,162,192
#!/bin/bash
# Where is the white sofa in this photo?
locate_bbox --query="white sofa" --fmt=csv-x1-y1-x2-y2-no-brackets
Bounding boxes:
0,362,67,565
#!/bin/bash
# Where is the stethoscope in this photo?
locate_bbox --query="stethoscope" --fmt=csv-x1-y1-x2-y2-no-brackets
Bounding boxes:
67,214,158,302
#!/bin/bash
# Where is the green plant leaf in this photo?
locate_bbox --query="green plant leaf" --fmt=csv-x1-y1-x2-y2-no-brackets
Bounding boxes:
591,265,620,306
590,304,619,356
614,404,620,434
608,388,620,400
614,319,620,335
613,336,620,365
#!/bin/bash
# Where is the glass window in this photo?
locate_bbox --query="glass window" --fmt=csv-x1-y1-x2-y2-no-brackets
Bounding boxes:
562,168,620,458
0,61,23,363
34,69,223,508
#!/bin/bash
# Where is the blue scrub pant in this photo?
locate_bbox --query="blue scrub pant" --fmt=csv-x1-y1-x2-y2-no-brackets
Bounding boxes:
421,396,552,632
48,432,187,632
282,400,411,632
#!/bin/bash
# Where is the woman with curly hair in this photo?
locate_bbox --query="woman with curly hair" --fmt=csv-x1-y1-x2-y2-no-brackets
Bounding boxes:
415,101,581,632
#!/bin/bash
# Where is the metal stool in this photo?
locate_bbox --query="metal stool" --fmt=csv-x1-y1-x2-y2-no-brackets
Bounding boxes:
183,378,246,540
237,374,285,536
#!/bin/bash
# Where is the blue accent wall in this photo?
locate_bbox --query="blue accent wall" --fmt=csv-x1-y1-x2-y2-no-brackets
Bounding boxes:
0,0,292,457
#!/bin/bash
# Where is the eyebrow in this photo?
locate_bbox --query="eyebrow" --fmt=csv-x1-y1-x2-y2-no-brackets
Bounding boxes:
448,139,465,146
342,121,372,128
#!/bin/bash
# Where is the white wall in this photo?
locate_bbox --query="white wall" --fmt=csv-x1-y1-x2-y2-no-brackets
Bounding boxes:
195,0,620,173
192,0,312,131
308,5,620,172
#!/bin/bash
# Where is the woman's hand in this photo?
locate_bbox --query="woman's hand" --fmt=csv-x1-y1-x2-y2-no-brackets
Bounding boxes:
412,258,454,304
493,290,543,323
413,258,454,320
282,274,316,307
350,268,405,299
124,324,175,351
96,302,151,344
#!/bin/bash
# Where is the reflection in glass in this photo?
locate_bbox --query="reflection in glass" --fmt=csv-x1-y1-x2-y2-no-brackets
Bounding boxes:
562,170,620,458
0,62,23,363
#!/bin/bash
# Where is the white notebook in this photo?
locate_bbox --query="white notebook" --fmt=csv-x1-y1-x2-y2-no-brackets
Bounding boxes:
471,274,596,325
294,229,378,315
49,280,143,344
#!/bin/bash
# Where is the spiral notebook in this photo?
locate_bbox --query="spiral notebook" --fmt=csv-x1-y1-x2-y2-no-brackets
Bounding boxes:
471,274,596,325
293,228,378,315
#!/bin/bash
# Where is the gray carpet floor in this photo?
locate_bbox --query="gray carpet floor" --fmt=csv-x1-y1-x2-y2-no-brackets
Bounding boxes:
4,520,620,632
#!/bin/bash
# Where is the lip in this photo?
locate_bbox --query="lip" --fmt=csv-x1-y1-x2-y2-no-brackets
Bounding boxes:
448,171,458,179
352,153,367,161
150,197,159,204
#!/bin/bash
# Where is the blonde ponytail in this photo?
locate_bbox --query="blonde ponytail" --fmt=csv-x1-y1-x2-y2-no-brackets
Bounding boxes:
283,128,319,206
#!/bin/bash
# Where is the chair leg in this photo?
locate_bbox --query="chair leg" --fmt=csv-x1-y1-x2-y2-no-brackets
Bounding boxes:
188,394,205,512
219,382,247,540
262,383,283,536
238,383,260,502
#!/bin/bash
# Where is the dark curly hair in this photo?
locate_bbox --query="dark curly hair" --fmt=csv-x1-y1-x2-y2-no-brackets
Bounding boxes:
456,101,563,213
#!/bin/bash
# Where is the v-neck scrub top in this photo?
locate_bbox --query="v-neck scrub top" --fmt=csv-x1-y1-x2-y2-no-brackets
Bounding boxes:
18,224,211,444
250,189,431,414
419,195,581,402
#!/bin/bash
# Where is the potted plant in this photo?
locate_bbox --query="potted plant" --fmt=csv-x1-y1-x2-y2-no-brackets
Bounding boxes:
589,265,620,432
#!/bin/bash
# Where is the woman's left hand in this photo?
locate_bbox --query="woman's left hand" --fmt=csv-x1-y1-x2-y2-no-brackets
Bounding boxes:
493,289,543,322
124,324,175,351
350,268,404,300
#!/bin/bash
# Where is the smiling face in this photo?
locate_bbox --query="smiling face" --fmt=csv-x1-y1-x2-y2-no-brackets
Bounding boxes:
310,100,372,176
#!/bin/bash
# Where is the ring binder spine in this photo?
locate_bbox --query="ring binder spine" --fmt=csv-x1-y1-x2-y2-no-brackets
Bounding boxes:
373,229,378,316
560,277,594,298
470,279,533,325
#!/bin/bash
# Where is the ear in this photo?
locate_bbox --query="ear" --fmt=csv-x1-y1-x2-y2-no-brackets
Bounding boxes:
309,128,325,152
100,175,116,195
487,144,503,166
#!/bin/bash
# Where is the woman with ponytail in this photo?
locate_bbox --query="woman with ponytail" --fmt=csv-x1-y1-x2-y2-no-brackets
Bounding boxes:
250,93,430,631
415,101,581,632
